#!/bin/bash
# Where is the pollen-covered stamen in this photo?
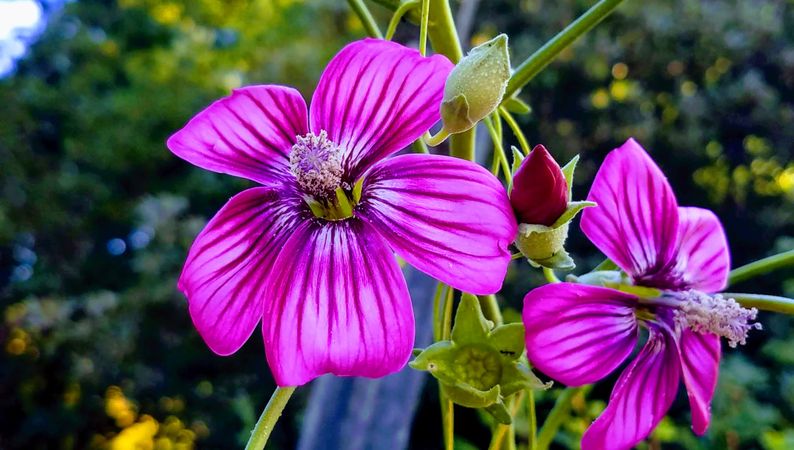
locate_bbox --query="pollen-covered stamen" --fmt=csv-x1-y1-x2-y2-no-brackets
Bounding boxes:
289,130,344,198
672,289,763,348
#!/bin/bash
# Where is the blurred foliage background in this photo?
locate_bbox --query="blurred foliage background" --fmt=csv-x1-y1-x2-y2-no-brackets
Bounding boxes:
0,0,792,449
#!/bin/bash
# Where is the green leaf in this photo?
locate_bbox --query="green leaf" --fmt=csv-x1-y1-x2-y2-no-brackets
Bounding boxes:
503,96,532,115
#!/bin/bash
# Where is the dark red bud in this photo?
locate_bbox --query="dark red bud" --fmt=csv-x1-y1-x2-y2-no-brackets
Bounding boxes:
510,145,568,226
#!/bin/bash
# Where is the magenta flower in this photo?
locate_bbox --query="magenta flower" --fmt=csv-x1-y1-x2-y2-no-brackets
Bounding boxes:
522,139,759,449
510,144,568,226
167,39,517,387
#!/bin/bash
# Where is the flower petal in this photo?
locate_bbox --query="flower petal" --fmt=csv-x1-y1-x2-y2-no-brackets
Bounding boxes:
665,207,731,292
179,187,307,355
582,323,681,450
581,138,680,284
309,39,453,181
359,154,517,295
522,283,639,386
167,85,307,185
679,329,720,435
262,219,413,386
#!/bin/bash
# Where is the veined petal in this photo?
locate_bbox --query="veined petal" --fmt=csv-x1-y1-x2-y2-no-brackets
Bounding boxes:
582,323,681,450
309,39,453,181
581,138,680,283
167,85,307,185
359,154,516,295
522,284,639,386
665,207,730,292
679,329,721,435
262,219,413,387
179,187,307,355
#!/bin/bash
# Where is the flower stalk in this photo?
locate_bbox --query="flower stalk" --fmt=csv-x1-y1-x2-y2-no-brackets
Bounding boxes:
728,249,794,286
504,0,626,99
346,0,383,38
723,293,794,315
536,386,591,450
245,386,297,450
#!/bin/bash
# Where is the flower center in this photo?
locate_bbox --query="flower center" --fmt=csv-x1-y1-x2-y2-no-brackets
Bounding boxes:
290,131,359,221
451,345,502,391
671,290,762,347
289,130,344,198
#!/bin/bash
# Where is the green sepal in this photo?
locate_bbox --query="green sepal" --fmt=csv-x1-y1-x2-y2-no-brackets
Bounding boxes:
351,177,364,203
485,401,512,425
567,270,624,286
440,94,474,134
450,293,492,345
487,322,525,362
508,146,525,192
560,154,580,199
500,361,553,397
502,96,532,115
592,258,619,271
440,382,502,410
515,222,574,271
550,201,596,229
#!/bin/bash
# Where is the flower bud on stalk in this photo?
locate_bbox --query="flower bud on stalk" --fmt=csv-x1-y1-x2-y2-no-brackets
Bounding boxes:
427,34,511,145
510,145,595,270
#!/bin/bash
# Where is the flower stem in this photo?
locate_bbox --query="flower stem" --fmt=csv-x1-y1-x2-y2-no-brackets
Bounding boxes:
441,397,455,450
728,249,794,286
505,0,626,99
419,0,430,56
543,267,561,284
527,389,537,450
483,116,511,180
385,0,420,40
536,385,591,450
498,107,531,154
723,293,794,315
245,386,296,450
347,0,384,39
479,294,504,326
488,424,509,450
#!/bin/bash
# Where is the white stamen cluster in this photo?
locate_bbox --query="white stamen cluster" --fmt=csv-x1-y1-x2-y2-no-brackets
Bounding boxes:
673,290,762,348
289,130,343,198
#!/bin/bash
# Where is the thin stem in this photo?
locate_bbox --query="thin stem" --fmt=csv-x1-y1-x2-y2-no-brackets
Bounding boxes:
419,0,430,56
723,293,794,315
432,282,446,340
425,128,451,147
441,397,455,450
543,267,561,284
347,0,384,39
483,116,512,181
505,0,626,99
411,138,429,153
498,107,531,154
488,424,510,450
385,0,420,40
728,249,794,286
527,389,537,450
479,294,503,326
442,285,455,340
536,386,591,450
245,386,297,450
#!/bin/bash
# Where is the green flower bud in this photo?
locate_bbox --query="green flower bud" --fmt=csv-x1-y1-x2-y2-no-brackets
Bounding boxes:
410,294,550,424
440,34,511,134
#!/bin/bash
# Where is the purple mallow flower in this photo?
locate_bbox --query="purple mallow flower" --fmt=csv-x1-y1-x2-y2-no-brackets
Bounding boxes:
168,39,517,387
522,139,760,450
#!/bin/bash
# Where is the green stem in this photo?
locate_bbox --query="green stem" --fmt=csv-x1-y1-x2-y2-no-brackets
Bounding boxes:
347,0,384,39
498,107,531,154
441,397,455,450
479,294,504,326
723,293,794,315
385,0,420,40
483,116,511,180
728,249,794,286
505,0,626,99
442,285,454,340
411,138,429,153
536,386,591,450
527,389,537,450
419,0,430,56
488,424,510,450
245,386,296,450
543,267,561,284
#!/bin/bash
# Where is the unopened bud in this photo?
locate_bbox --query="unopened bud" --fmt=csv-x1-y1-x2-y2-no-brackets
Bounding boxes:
510,145,568,226
440,34,510,134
